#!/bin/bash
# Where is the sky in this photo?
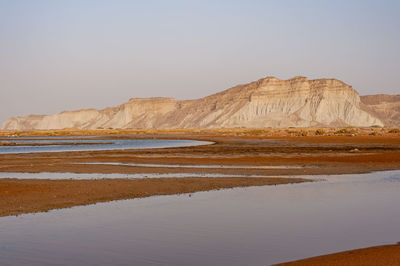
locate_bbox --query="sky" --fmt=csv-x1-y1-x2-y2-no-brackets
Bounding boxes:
1,0,399,124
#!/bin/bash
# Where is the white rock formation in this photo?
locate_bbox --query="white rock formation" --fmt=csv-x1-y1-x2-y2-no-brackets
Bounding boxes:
360,94,400,127
2,76,388,130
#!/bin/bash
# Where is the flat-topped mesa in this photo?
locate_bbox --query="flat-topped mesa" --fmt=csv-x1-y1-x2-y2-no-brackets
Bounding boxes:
254,76,356,97
2,76,392,130
127,97,177,103
219,77,377,128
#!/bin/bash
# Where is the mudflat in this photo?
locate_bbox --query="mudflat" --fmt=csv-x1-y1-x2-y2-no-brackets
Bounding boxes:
277,244,400,266
0,177,306,217
1,128,399,176
1,128,400,218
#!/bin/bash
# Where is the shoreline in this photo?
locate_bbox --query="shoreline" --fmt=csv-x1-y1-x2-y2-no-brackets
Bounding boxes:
1,131,399,215
0,177,307,217
1,133,399,177
276,244,400,265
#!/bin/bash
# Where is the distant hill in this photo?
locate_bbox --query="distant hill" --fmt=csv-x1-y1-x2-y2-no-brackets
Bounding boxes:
360,94,400,127
2,76,399,130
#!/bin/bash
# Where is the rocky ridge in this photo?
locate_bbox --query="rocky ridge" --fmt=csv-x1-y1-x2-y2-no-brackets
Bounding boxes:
360,94,400,127
2,76,398,130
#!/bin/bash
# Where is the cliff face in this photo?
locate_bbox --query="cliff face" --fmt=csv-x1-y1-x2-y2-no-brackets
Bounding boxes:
2,76,392,130
360,94,400,127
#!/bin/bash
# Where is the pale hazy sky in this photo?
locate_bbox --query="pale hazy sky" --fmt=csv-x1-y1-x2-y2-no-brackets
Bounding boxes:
1,0,399,124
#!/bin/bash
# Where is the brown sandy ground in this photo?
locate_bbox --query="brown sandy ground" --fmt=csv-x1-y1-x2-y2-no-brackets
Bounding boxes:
0,130,399,176
0,177,306,217
1,127,399,138
276,244,400,266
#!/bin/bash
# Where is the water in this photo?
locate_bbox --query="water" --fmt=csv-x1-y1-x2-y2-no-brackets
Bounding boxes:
1,170,399,265
0,137,213,154
0,136,97,140
0,172,268,180
75,162,304,169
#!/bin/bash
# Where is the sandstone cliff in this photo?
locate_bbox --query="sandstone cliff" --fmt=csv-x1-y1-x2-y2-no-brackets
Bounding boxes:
360,94,400,127
2,76,394,130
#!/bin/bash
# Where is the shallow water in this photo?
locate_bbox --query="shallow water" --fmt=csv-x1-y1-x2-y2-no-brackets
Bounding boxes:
76,162,304,169
0,171,267,180
1,170,399,265
0,136,96,139
0,137,213,154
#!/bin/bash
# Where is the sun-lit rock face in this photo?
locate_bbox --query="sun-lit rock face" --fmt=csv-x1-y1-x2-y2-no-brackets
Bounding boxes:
360,94,400,127
182,76,383,128
2,76,390,130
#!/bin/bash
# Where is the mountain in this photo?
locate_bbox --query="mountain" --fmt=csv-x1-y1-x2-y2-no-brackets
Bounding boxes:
2,76,399,130
360,94,400,127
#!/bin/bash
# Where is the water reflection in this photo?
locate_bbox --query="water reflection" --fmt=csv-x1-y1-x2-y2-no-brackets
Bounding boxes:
75,162,305,169
0,172,267,180
0,171,399,265
0,137,213,154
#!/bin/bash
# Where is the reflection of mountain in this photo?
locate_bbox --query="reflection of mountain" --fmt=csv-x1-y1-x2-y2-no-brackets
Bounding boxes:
3,76,399,130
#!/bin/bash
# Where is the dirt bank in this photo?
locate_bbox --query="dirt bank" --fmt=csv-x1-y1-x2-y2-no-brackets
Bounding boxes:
277,244,400,266
0,177,306,217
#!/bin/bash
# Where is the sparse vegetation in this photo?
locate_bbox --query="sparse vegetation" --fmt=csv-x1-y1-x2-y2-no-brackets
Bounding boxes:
1,127,399,138
315,129,325,135
334,128,357,135
249,129,264,135
298,130,308,136
334,128,351,134
388,128,400,134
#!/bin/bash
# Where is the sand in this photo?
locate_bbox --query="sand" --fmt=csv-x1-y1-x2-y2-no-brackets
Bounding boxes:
0,177,306,217
277,244,400,266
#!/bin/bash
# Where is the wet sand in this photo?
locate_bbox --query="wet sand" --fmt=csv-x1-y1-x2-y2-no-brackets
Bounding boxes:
0,177,306,217
277,244,400,266
1,131,399,216
1,133,399,176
